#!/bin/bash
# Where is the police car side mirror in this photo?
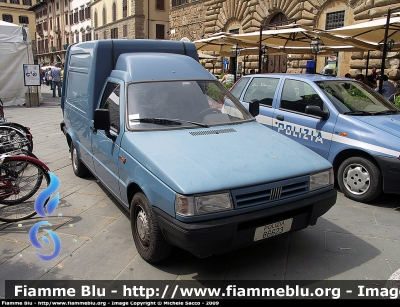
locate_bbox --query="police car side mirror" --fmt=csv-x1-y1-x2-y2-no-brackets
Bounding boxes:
249,99,260,117
305,105,329,120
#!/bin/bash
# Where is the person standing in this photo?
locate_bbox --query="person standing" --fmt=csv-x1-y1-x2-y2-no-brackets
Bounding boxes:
50,63,62,97
375,74,396,100
40,70,45,85
355,73,374,88
220,69,234,84
60,64,64,90
45,68,51,87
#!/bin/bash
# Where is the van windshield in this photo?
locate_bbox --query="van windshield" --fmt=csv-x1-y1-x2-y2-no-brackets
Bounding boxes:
127,80,253,130
315,80,399,115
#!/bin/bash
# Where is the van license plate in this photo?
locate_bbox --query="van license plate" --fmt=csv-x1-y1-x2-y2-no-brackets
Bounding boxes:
254,218,293,241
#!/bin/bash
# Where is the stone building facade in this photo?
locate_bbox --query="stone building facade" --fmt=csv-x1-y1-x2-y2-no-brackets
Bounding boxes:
70,0,92,45
91,0,169,41
29,0,169,66
28,0,71,66
170,0,400,80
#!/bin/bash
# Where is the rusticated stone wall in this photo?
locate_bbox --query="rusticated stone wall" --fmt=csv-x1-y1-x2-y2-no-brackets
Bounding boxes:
170,0,400,79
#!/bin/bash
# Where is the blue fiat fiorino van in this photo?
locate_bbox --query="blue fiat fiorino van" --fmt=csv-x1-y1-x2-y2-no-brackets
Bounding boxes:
60,40,336,263
231,73,400,203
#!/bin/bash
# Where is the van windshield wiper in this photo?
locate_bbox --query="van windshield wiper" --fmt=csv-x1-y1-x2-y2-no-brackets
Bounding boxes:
373,110,399,115
130,118,209,128
343,110,373,116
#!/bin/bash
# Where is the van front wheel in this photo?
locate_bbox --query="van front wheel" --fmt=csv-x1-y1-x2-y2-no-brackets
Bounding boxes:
130,193,171,263
71,143,89,177
337,156,382,202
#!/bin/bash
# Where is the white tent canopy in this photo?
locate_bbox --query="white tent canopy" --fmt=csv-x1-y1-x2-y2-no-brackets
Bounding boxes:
0,20,39,106
326,16,400,46
41,66,56,70
220,45,367,57
231,24,377,51
198,53,218,59
193,24,378,57
0,20,26,42
193,34,259,53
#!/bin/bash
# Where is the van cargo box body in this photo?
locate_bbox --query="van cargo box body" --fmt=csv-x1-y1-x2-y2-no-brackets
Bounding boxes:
61,39,337,262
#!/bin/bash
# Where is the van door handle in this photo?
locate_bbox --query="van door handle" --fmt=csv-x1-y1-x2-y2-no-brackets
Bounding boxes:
276,115,284,121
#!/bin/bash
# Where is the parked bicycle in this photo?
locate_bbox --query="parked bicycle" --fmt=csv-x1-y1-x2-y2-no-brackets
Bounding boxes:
0,120,32,140
0,98,34,151
0,98,4,121
0,125,33,153
0,154,50,222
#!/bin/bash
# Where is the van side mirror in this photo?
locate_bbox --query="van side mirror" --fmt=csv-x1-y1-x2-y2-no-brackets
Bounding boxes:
249,99,260,117
305,105,329,120
94,109,116,141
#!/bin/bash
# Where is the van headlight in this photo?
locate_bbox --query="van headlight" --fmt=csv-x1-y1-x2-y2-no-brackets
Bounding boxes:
310,168,334,191
175,192,233,216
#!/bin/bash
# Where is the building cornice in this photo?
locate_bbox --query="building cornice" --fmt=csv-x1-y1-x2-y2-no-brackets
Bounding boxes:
27,1,47,11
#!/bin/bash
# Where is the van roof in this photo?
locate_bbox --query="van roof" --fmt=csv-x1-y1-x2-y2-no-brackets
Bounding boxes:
113,53,215,82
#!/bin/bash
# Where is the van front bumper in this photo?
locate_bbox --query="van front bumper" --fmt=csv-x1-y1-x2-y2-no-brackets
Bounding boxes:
374,155,400,195
154,188,337,258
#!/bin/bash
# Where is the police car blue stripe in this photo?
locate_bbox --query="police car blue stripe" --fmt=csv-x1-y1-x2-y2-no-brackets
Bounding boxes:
258,114,400,158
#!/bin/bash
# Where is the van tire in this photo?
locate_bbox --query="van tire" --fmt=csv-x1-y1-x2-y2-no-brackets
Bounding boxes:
337,156,382,202
71,143,89,177
130,193,171,263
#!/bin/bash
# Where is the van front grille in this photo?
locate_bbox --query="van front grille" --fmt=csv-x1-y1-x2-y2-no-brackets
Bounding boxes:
231,176,309,208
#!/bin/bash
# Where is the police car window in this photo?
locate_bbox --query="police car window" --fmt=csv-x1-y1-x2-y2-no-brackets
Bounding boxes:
280,79,324,113
230,78,249,99
99,82,120,133
315,80,397,114
243,77,279,106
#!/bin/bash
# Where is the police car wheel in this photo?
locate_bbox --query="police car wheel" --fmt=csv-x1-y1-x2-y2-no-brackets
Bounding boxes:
130,193,171,263
71,143,89,177
337,156,382,202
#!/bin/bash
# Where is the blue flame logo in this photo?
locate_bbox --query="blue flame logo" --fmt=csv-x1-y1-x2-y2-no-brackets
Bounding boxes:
34,172,60,218
29,172,61,261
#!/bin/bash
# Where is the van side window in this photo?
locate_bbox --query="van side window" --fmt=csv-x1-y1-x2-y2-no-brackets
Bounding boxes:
280,79,324,114
100,82,120,133
66,71,89,112
243,77,279,106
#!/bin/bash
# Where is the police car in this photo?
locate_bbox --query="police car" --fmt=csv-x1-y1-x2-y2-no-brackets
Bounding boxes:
231,73,400,202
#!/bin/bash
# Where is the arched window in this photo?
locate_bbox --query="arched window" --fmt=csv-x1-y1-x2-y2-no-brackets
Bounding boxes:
266,13,288,74
94,10,98,28
102,6,106,26
112,2,117,22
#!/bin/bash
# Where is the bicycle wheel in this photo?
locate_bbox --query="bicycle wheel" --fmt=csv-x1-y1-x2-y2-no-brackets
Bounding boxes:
0,98,4,121
0,126,33,153
0,156,50,222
